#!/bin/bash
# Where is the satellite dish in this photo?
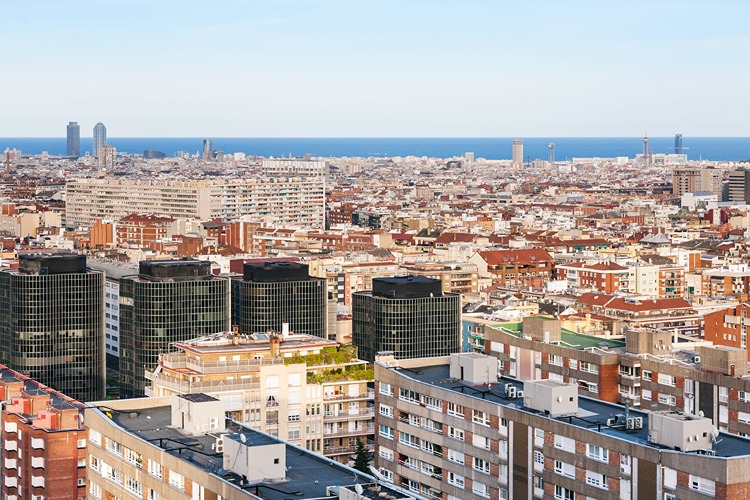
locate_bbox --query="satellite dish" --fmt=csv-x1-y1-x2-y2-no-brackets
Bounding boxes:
355,484,363,495
240,434,247,443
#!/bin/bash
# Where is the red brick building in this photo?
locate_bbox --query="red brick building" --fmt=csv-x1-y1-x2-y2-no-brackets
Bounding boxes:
470,248,555,288
116,214,174,247
0,366,87,500
556,261,628,293
704,303,750,359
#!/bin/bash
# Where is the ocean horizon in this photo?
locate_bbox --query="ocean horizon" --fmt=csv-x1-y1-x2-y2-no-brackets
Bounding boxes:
2,137,750,162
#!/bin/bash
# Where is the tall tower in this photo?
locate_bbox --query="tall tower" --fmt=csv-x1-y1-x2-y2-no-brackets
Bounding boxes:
643,134,650,165
675,134,683,155
512,139,524,167
0,254,105,401
93,122,107,158
352,276,460,362
548,143,555,164
202,139,213,160
232,261,327,339
66,121,80,157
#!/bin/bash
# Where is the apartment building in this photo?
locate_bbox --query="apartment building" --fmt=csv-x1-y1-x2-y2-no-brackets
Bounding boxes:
115,213,174,246
556,261,628,293
375,352,750,500
469,248,555,288
701,265,750,299
484,318,750,436
65,177,325,229
146,332,374,462
85,395,410,500
0,366,87,500
704,302,750,356
399,262,479,295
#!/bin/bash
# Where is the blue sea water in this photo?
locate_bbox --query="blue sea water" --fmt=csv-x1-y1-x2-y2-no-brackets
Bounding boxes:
1,137,749,162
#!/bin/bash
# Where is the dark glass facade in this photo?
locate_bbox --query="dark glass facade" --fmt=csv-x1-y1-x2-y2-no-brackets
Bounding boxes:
0,254,105,402
66,121,80,157
231,262,327,338
119,260,230,397
352,276,461,362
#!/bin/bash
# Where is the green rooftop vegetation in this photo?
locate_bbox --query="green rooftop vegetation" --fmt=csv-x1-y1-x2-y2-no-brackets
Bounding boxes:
284,345,359,367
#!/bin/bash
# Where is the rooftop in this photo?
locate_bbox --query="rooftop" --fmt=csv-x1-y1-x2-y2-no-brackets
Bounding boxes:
92,402,407,500
390,361,750,458
492,322,626,350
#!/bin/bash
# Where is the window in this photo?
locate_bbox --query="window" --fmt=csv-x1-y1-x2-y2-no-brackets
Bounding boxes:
399,388,420,404
448,472,465,488
740,391,750,403
473,409,490,426
586,471,607,489
447,402,465,418
658,373,676,386
534,450,544,466
106,438,122,457
658,394,676,406
663,467,677,489
399,431,419,449
124,447,142,467
643,370,652,381
642,389,652,401
447,449,464,465
288,428,300,440
379,424,393,440
472,481,490,498
555,460,575,478
549,354,563,366
169,470,185,491
90,456,101,472
379,404,393,418
422,396,442,411
379,382,393,396
534,428,544,447
586,444,608,463
379,446,394,461
125,476,142,496
148,489,162,500
473,456,490,474
288,409,301,422
148,459,163,479
555,485,575,500
739,411,750,424
77,438,86,448
288,373,301,386
719,386,728,403
690,475,715,495
555,435,575,453
579,361,598,374
90,482,102,500
448,426,464,441
473,434,489,449
89,429,102,446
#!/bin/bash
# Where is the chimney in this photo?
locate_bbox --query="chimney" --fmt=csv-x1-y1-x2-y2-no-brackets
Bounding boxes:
269,335,281,359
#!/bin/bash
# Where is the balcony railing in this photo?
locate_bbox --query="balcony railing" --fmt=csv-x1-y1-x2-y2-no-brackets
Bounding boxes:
323,443,374,456
323,390,375,402
323,425,374,438
146,371,260,393
160,353,284,373
324,408,375,421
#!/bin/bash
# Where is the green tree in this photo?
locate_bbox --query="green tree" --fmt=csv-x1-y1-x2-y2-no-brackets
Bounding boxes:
352,439,372,474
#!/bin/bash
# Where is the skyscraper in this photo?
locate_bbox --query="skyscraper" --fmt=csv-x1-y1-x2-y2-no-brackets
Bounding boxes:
92,122,106,158
0,253,105,402
231,261,327,338
66,121,80,157
512,139,524,167
202,139,213,160
352,275,461,362
675,133,684,155
119,259,230,398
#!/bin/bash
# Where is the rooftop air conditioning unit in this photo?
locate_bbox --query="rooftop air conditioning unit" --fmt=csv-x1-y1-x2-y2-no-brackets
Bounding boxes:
506,386,517,398
634,417,643,429
516,390,524,398
212,438,224,453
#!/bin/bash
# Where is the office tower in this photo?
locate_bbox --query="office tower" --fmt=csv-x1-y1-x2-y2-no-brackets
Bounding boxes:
375,352,750,500
511,139,523,167
98,143,116,169
66,177,326,229
0,366,88,500
675,133,683,155
66,121,80,157
548,142,555,164
92,122,106,158
352,276,461,362
232,261,327,338
0,253,105,402
147,333,374,462
202,139,213,160
727,169,750,204
119,259,230,398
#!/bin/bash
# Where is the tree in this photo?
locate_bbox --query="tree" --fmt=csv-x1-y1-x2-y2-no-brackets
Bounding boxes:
352,438,372,474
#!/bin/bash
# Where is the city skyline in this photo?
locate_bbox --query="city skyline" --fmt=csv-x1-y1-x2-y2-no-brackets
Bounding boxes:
3,1,750,137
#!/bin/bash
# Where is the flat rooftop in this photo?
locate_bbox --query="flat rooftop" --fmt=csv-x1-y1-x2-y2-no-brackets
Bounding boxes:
393,363,750,458
493,322,626,350
0,367,82,413
96,404,403,500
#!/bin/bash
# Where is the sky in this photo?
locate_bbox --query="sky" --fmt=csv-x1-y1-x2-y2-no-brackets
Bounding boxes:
2,0,749,137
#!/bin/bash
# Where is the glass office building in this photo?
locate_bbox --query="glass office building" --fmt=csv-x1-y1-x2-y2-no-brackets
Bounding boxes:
119,260,230,397
0,254,105,402
352,276,461,362
231,261,327,338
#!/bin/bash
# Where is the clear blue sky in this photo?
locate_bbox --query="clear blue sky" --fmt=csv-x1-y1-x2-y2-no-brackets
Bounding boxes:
2,0,749,137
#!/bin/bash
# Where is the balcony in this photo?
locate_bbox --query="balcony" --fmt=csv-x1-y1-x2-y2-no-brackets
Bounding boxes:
146,371,260,394
159,353,284,374
618,373,641,387
323,424,374,438
323,408,375,421
323,390,375,402
323,443,374,456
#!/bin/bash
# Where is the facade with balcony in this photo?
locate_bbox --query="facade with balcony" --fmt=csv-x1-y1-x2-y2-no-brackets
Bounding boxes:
146,332,374,463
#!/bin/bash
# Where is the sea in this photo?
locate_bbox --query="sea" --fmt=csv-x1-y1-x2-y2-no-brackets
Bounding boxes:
1,137,750,162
